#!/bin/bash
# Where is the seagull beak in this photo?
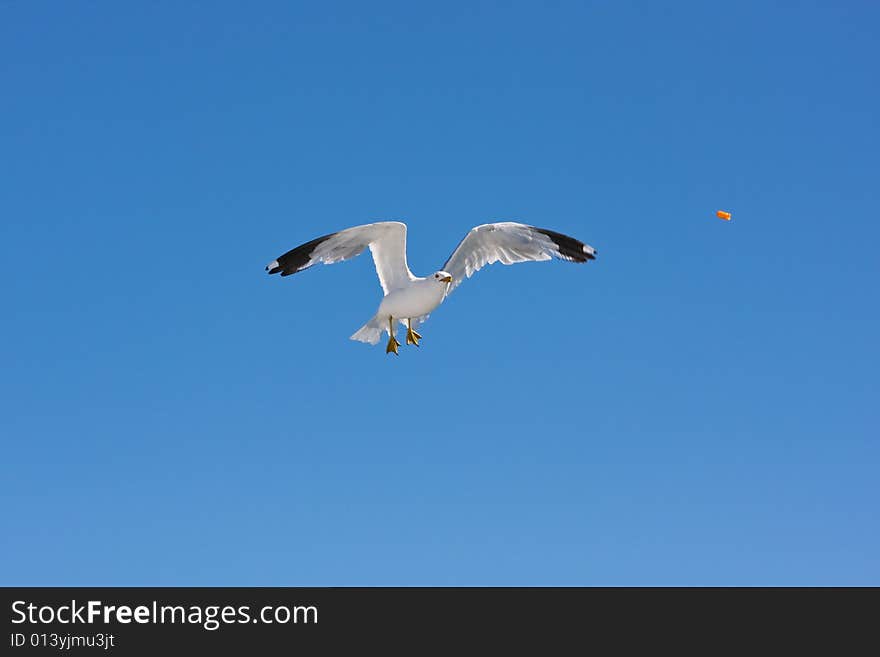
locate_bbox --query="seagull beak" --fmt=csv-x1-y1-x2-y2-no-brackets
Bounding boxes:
440,276,453,283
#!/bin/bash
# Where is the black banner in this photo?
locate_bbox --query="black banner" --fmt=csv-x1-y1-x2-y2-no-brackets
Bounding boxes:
2,587,873,653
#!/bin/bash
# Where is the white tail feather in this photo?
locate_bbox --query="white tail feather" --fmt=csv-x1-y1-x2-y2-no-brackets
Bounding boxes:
350,315,385,345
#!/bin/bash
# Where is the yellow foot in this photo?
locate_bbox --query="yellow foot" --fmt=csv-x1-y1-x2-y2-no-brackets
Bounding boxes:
406,327,422,346
386,335,401,355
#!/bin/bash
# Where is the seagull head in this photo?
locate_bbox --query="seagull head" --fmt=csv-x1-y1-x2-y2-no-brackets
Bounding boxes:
432,271,453,284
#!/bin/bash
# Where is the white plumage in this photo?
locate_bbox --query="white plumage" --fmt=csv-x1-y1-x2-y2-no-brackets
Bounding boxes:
266,221,597,353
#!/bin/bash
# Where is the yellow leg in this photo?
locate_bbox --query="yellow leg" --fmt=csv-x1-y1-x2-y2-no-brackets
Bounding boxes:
405,318,422,346
385,316,401,355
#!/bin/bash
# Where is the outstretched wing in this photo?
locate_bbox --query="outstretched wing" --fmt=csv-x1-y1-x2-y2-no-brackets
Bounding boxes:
265,221,414,294
442,222,597,294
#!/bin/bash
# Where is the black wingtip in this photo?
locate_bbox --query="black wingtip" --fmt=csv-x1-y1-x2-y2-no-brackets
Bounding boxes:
265,232,337,279
533,227,595,263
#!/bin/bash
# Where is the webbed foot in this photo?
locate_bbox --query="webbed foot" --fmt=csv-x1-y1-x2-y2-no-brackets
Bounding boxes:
405,326,422,346
386,335,401,355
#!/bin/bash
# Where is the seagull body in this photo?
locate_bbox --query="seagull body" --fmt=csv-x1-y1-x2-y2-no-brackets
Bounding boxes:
376,275,451,322
266,221,597,354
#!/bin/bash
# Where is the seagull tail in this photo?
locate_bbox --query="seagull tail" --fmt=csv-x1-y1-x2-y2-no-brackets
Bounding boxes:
350,314,385,345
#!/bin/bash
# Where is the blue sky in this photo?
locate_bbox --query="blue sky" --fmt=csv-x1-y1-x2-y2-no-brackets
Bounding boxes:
2,1,877,585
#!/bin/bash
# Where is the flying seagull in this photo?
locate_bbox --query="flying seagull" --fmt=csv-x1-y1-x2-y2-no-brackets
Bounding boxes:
265,221,597,354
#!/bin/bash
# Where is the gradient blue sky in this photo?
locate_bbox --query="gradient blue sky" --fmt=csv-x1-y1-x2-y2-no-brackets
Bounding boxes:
2,1,878,585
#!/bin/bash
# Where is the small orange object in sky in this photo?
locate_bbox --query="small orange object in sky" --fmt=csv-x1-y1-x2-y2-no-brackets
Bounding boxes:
716,210,732,221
